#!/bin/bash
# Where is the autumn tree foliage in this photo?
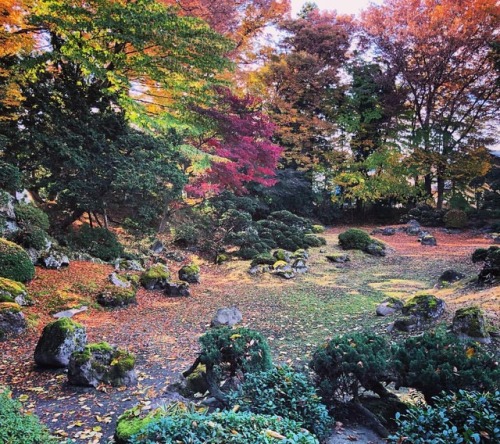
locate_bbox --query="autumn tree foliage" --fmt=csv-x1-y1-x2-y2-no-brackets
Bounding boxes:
162,0,291,61
362,0,499,208
186,88,283,197
254,5,355,170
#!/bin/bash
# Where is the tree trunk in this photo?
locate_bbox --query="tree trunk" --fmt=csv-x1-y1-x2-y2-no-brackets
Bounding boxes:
88,212,94,229
350,399,389,438
424,174,433,198
436,176,445,209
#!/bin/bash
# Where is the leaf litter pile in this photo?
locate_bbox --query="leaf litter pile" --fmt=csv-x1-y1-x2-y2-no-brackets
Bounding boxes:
0,226,498,442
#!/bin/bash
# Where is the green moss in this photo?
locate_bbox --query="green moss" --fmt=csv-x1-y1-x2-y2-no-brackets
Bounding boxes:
454,306,486,338
216,254,228,264
46,317,82,334
250,253,275,267
0,302,22,314
273,260,288,269
0,278,26,297
88,342,114,353
181,264,200,275
140,264,170,284
185,364,208,394
403,294,441,318
112,349,136,375
312,224,325,233
273,249,288,261
115,409,161,443
14,203,50,231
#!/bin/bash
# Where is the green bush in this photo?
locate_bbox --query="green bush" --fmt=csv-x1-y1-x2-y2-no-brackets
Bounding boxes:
228,365,332,438
389,390,500,444
338,228,372,251
443,209,468,229
471,247,492,263
69,224,123,261
310,332,394,404
393,329,500,404
0,160,22,193
14,203,50,231
250,253,276,267
126,409,320,444
0,238,35,282
0,387,57,444
15,226,48,250
477,246,500,285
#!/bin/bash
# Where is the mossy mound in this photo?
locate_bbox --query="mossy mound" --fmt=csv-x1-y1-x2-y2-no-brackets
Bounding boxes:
68,342,137,387
311,224,325,233
250,253,275,267
97,286,137,308
0,238,35,283
338,229,385,256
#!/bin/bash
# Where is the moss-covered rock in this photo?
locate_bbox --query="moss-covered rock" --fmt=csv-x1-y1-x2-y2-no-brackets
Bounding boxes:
34,318,87,367
178,264,200,284
0,238,35,282
68,342,137,387
312,224,325,233
338,229,385,256
0,302,26,340
402,294,446,320
304,234,327,247
0,277,31,306
273,249,291,262
164,281,190,297
185,363,209,395
452,306,490,343
115,407,163,444
326,253,350,263
140,264,170,290
250,253,275,267
97,286,137,308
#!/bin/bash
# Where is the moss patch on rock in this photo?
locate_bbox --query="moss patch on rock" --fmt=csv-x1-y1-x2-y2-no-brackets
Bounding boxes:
0,238,35,283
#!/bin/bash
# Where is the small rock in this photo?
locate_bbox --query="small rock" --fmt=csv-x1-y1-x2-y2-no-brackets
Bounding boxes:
40,251,70,270
165,281,190,297
420,235,437,246
53,306,88,319
140,264,170,290
326,253,350,263
439,270,465,284
273,249,292,263
114,259,144,272
402,294,446,320
0,277,31,306
178,264,200,284
376,298,403,317
211,307,243,327
109,272,132,289
150,240,164,254
292,259,308,274
0,303,26,340
382,227,396,236
366,242,386,256
393,316,420,332
97,286,137,307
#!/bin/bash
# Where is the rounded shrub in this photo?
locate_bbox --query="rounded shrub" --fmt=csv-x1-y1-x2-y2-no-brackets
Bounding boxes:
69,224,123,261
0,238,35,282
338,228,372,251
392,329,500,404
117,407,320,444
0,387,57,444
228,365,332,438
14,203,50,231
15,226,48,250
310,331,394,404
389,390,500,444
443,209,468,229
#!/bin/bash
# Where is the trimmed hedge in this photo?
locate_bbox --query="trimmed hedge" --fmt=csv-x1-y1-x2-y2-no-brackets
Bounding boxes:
69,224,123,261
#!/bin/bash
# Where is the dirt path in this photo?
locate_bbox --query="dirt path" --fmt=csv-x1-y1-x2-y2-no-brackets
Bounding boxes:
0,226,497,442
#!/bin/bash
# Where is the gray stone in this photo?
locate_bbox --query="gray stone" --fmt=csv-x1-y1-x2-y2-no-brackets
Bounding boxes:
150,240,164,254
376,298,403,316
40,252,70,270
165,281,190,297
140,264,170,290
68,344,137,388
15,189,32,204
34,318,87,368
0,278,31,306
420,235,437,246
109,272,132,288
211,307,243,327
393,316,420,332
0,304,26,340
53,306,88,319
114,259,144,272
402,294,446,320
366,242,386,257
326,253,350,263
273,264,296,279
0,192,16,219
292,259,308,274
382,227,396,236
273,249,292,263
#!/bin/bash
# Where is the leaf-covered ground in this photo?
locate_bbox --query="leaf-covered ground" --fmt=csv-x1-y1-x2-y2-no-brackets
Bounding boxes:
0,226,498,443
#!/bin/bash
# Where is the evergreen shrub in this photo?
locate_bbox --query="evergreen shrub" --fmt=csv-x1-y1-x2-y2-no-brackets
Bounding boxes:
228,365,332,438
0,238,35,282
69,224,123,261
389,390,500,444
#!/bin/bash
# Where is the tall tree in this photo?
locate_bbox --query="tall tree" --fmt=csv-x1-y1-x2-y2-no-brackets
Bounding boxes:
362,0,499,208
254,5,355,170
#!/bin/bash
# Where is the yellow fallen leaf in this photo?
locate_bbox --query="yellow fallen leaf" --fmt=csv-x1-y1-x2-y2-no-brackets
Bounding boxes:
265,429,286,440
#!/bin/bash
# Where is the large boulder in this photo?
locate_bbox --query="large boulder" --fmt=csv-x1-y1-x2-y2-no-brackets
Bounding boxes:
114,259,145,272
178,264,200,284
39,251,70,270
0,277,31,306
292,258,308,274
452,306,491,344
140,264,170,290
34,318,87,367
211,307,243,327
68,342,137,387
0,302,26,340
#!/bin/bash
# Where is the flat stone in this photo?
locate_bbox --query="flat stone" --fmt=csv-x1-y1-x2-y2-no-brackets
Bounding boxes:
211,307,243,327
53,306,88,319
